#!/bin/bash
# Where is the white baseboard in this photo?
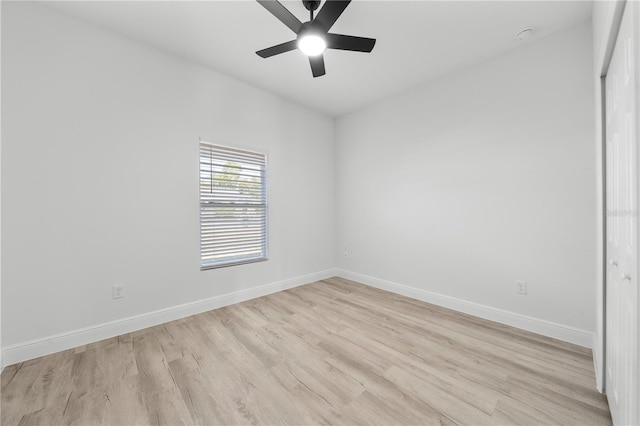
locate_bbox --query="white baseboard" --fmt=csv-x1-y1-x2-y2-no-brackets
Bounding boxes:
336,269,594,348
2,268,595,368
1,269,338,368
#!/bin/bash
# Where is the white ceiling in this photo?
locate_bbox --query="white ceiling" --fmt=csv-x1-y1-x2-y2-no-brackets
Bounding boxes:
45,1,592,117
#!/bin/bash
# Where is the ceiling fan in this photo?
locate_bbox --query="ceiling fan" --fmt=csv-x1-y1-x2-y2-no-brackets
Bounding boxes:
255,0,376,78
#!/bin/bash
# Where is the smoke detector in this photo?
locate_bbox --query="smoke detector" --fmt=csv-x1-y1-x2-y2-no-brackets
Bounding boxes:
515,28,535,41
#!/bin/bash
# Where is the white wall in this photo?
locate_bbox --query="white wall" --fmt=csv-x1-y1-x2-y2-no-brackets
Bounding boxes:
0,1,601,366
0,0,3,371
1,2,335,354
591,0,626,392
336,22,596,336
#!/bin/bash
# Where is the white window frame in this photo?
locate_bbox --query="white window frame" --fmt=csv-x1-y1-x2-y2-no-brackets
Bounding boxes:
199,141,268,270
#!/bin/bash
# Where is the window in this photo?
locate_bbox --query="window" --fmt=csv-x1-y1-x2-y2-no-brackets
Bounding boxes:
199,142,268,269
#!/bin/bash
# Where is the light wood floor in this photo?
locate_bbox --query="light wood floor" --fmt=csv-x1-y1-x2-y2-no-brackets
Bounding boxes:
2,277,611,425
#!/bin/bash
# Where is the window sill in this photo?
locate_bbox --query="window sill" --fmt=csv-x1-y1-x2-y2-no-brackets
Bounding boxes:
200,257,268,271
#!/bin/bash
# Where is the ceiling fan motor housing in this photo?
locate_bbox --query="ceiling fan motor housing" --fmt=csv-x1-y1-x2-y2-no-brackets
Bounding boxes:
298,21,327,40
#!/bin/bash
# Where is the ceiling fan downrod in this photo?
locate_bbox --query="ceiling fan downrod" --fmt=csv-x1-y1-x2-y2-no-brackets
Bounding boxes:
303,0,321,21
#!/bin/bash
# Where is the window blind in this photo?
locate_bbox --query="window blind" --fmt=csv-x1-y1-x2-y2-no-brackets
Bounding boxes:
199,142,268,269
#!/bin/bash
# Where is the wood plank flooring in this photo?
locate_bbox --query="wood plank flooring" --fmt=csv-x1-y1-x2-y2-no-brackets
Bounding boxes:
1,277,611,425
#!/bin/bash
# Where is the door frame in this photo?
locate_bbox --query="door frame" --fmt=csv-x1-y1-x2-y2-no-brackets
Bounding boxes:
596,0,627,394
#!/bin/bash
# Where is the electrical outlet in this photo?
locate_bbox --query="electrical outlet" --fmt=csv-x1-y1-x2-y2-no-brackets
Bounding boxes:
516,281,527,295
344,251,349,259
112,284,124,299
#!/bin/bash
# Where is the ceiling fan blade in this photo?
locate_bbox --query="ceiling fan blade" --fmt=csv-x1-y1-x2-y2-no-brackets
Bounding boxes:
257,0,303,34
256,40,298,58
314,0,350,31
309,55,326,77
326,33,376,52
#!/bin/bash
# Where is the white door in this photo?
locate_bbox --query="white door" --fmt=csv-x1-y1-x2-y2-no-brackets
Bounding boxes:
605,2,639,425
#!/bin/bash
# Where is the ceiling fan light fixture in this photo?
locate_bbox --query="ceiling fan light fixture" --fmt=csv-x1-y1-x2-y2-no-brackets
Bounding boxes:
297,34,326,56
